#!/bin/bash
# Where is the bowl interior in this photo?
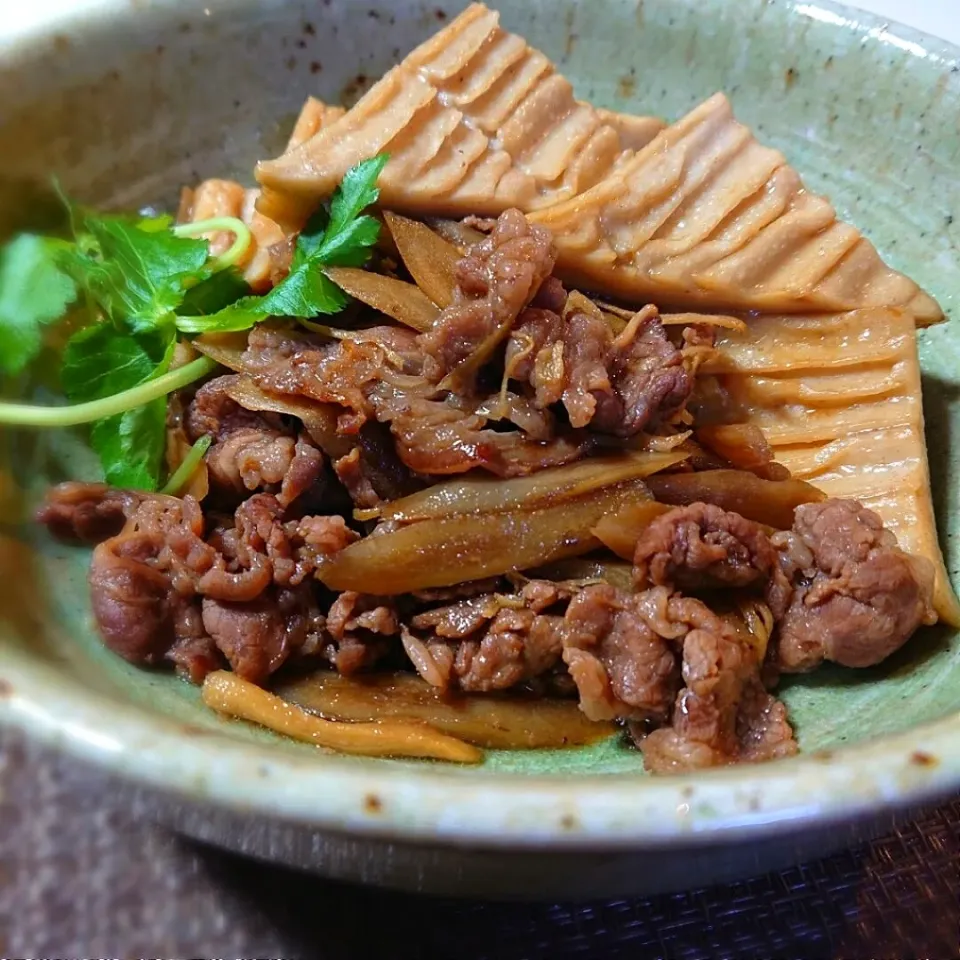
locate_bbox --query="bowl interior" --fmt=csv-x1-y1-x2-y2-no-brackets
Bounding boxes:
3,0,960,781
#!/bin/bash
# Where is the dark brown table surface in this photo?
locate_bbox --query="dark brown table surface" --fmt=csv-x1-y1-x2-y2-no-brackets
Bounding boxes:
1,727,957,959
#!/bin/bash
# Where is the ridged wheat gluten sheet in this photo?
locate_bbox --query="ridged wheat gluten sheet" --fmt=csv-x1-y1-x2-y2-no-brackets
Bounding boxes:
255,3,665,230
530,94,942,324
698,308,959,625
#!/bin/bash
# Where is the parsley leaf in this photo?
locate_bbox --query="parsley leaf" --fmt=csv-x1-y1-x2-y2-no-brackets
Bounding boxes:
62,323,171,489
179,153,388,334
178,268,251,317
0,234,77,376
63,213,210,335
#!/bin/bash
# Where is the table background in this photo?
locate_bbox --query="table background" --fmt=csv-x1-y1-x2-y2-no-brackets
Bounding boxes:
4,1,960,957
2,727,958,957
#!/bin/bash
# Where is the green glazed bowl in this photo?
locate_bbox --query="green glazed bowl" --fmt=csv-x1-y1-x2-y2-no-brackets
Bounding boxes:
2,0,960,899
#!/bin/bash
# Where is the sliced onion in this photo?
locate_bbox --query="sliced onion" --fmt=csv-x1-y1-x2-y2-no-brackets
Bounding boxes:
367,450,686,523
325,266,439,332
224,375,348,456
525,557,636,592
593,501,672,560
426,217,487,251
275,670,615,750
322,479,653,594
192,332,251,372
384,211,461,307
646,469,825,530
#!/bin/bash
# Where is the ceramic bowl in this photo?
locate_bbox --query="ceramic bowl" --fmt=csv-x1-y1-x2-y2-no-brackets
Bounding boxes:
2,0,960,900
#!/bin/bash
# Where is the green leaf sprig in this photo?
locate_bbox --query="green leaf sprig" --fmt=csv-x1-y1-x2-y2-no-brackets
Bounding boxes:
0,154,388,490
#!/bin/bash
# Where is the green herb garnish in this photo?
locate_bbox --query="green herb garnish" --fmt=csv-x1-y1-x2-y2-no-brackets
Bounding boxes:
177,154,388,334
0,154,388,491
0,234,77,376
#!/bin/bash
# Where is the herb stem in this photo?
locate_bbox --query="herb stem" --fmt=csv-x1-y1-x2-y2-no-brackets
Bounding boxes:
172,217,252,271
0,356,216,427
159,433,212,495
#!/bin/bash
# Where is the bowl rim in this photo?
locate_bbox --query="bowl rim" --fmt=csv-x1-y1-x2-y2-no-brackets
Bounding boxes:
2,0,960,849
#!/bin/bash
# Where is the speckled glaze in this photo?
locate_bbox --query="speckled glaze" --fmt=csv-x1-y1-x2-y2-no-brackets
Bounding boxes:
2,0,960,898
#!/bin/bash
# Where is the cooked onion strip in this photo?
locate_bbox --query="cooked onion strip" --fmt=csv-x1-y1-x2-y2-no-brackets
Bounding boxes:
364,450,686,523
384,211,460,307
595,300,747,333
275,671,615,749
323,479,653,594
202,671,482,762
696,423,789,479
527,557,636,592
592,501,672,560
426,217,487,251
637,431,693,452
646,469,825,530
324,266,439,332
224,375,347,456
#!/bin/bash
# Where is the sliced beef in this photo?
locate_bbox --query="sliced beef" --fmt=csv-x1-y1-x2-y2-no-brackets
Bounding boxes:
402,581,571,692
37,482,141,544
633,501,792,618
637,596,797,773
322,590,399,675
166,630,222,684
506,297,692,437
594,306,692,436
203,492,358,594
368,372,588,477
83,487,358,684
419,208,556,385
560,584,680,722
735,680,799,764
241,324,418,416
201,584,325,685
87,496,215,667
186,375,324,506
773,499,937,671
241,324,588,478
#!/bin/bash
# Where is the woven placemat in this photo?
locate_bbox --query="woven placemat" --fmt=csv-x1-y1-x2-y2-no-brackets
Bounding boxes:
1,728,957,959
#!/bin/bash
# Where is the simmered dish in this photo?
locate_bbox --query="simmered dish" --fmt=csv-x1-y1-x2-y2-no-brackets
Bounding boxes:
2,5,956,774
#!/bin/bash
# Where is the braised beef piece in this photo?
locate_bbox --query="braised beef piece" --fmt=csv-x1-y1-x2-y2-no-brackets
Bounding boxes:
595,307,692,436
402,580,572,692
636,594,797,773
36,482,141,544
369,372,589,477
70,486,363,684
633,501,793,618
87,496,216,669
186,375,324,507
332,422,423,509
167,631,222,685
418,208,557,385
201,585,326,685
241,324,589,479
772,499,937,671
561,584,679,722
202,493,357,596
505,300,692,438
322,590,399,674
402,572,794,768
